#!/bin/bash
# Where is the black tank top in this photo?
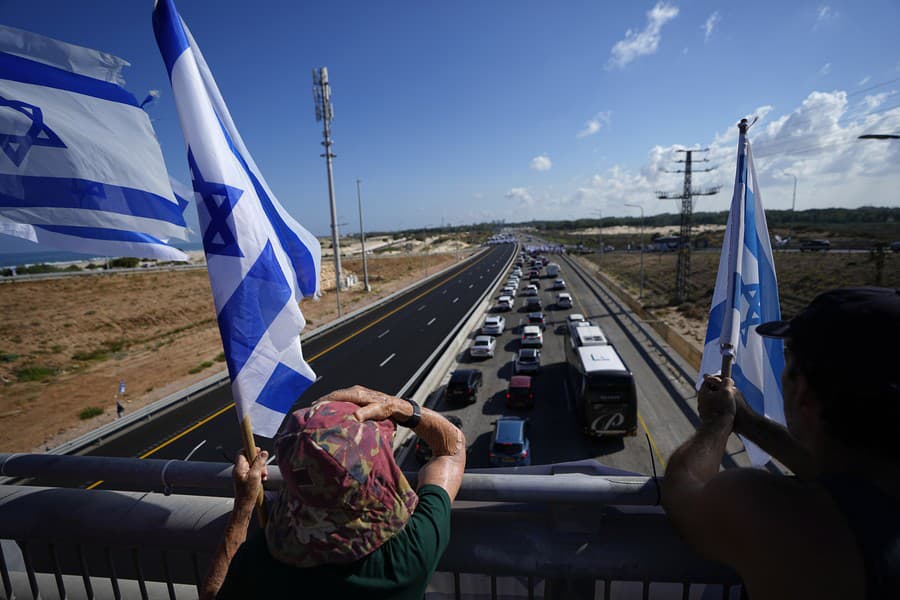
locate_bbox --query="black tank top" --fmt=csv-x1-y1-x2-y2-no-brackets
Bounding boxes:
818,473,900,600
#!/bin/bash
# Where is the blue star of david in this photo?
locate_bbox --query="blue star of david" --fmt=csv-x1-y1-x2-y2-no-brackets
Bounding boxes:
188,151,244,257
0,96,66,167
739,281,762,346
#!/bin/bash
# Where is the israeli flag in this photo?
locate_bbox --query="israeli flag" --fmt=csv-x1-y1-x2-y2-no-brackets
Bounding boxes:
0,25,189,261
153,0,321,437
698,127,785,467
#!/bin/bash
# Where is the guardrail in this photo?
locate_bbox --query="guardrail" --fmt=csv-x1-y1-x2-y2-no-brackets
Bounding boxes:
393,243,518,453
0,456,741,600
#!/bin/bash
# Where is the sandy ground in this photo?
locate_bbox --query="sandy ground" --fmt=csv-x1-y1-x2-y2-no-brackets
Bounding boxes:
0,251,461,452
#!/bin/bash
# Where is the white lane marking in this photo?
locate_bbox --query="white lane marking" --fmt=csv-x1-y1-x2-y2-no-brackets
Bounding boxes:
468,284,473,289
379,353,396,368
427,317,436,326
442,290,447,295
417,305,426,311
452,297,459,303
315,375,323,383
377,329,390,339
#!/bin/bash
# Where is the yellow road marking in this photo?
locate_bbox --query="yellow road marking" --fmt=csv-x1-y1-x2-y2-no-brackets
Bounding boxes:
637,411,667,468
85,250,498,489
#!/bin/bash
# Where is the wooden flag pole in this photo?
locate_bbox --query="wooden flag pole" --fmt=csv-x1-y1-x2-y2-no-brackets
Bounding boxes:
240,414,268,527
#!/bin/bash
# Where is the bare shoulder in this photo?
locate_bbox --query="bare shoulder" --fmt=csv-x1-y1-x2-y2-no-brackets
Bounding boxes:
699,470,864,598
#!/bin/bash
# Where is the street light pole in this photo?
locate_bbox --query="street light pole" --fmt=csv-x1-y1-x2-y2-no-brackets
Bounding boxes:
356,179,370,292
624,203,645,299
596,209,604,265
782,172,798,238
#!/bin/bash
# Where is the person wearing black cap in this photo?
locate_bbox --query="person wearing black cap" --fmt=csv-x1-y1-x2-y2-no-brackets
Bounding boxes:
662,287,900,600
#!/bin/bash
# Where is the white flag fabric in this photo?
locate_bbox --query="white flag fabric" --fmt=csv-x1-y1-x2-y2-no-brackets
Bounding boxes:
154,0,322,437
698,130,785,467
0,25,189,261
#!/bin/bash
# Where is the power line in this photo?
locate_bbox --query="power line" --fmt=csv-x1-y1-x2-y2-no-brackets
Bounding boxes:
656,148,721,303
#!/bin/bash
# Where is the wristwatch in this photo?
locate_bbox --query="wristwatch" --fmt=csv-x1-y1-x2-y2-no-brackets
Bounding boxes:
398,397,421,428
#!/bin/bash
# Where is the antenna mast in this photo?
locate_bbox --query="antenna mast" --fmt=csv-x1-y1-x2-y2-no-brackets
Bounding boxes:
313,67,343,316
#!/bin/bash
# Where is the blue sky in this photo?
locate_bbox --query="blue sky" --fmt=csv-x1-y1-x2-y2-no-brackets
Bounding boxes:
4,0,900,239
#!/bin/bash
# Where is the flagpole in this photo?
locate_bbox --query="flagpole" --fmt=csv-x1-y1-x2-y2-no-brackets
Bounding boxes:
240,415,268,527
720,118,750,379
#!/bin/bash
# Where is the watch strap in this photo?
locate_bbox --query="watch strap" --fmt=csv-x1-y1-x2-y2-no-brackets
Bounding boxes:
400,398,421,428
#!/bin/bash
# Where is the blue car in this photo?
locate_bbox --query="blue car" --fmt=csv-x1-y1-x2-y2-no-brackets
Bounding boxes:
489,417,531,466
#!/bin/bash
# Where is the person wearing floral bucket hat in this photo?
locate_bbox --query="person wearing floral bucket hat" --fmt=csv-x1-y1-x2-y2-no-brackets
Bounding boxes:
662,287,900,600
202,385,466,600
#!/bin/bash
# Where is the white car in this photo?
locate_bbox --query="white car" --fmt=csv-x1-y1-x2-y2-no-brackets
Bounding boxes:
520,325,544,348
482,315,506,335
514,348,541,374
557,293,573,309
524,284,538,297
506,277,520,287
502,286,517,297
552,279,566,290
470,335,496,358
496,295,514,311
567,313,585,323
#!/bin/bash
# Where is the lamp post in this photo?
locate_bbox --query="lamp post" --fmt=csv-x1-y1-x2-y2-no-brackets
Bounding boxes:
624,203,645,299
356,179,370,292
783,172,798,238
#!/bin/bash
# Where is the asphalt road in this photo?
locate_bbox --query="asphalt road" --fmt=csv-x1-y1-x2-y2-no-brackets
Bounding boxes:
400,249,752,475
83,243,517,469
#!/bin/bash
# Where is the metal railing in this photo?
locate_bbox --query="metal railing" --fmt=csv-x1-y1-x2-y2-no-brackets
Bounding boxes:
0,455,742,600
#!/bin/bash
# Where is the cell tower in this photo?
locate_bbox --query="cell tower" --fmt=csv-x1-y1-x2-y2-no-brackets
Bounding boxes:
313,67,343,316
656,148,720,303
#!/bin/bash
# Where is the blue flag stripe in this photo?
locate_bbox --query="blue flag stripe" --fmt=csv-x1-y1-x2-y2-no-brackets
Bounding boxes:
151,0,191,78
217,241,293,379
0,175,188,228
222,132,319,297
732,362,765,416
34,224,171,244
0,51,138,106
255,362,314,414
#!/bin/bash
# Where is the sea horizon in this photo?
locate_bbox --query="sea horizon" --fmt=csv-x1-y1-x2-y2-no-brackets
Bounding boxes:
0,243,205,268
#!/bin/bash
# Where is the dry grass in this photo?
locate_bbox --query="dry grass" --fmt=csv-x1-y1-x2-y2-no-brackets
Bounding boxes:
590,249,899,319
0,252,460,452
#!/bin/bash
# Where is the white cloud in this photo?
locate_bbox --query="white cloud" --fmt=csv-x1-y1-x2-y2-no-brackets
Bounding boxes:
863,92,892,111
576,111,611,138
504,187,533,206
703,11,720,41
859,76,871,86
607,2,679,69
530,155,552,171
820,62,831,75
815,5,838,27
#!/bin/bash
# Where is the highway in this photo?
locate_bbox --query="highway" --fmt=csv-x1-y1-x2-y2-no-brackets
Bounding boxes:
72,238,755,493
82,244,516,471
400,249,753,475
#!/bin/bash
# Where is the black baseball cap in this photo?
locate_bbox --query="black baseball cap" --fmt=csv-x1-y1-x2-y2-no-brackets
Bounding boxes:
756,287,900,394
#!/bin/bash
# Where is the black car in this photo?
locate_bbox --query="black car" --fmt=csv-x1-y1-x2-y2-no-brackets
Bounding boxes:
415,415,463,463
800,239,831,252
445,369,483,404
527,311,546,328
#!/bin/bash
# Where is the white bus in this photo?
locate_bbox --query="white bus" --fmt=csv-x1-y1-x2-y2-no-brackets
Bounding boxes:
568,345,637,437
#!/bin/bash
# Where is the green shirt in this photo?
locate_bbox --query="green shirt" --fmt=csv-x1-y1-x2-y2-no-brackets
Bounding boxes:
218,485,451,600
